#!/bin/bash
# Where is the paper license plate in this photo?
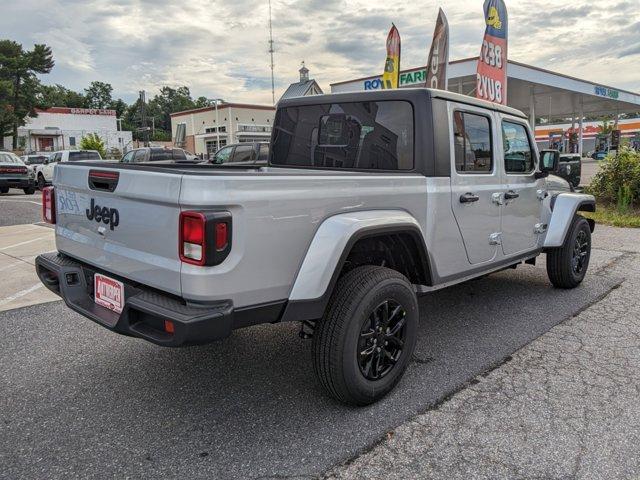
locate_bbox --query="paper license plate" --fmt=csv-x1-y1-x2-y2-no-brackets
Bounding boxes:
94,273,124,314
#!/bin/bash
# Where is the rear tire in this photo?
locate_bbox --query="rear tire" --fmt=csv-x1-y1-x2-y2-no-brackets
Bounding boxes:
37,174,46,191
546,215,591,288
23,186,35,195
0,187,8,194
312,265,419,406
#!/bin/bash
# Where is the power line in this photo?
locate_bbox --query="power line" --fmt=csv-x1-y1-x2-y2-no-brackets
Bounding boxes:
268,0,275,105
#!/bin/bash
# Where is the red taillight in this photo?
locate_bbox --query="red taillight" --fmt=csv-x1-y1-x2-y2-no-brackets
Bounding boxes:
215,222,228,251
179,212,206,265
164,320,175,334
179,211,232,266
42,187,56,224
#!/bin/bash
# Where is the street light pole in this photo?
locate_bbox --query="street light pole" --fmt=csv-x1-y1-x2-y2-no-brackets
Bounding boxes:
215,100,220,150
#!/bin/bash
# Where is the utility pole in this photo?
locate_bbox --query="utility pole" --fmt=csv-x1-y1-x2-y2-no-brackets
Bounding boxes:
139,90,149,147
268,0,275,105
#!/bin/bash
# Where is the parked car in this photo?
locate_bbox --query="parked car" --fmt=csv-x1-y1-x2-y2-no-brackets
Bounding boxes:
35,150,103,190
557,153,581,188
210,142,269,165
20,154,49,176
120,147,196,164
36,89,595,406
591,150,608,160
0,152,36,194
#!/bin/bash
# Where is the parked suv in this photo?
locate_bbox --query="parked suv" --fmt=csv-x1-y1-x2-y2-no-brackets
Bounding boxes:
36,89,595,406
35,150,102,189
211,142,269,165
0,152,35,194
120,147,196,164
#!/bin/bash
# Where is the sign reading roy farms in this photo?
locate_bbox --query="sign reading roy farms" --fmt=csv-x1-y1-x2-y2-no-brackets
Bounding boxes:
364,69,427,90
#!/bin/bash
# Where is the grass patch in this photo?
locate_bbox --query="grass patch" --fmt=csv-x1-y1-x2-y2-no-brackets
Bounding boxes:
583,204,640,228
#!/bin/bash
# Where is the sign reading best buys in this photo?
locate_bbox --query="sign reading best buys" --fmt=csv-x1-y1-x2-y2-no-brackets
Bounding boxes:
364,69,427,90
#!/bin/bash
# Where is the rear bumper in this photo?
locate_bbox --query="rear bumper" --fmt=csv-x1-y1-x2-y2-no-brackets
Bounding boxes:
35,252,235,346
0,178,33,189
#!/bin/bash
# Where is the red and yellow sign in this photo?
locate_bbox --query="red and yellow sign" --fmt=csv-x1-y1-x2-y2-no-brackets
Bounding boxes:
381,24,401,89
476,0,508,105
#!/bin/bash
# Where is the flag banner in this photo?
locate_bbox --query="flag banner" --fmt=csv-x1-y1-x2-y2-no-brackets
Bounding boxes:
425,8,449,90
382,24,401,89
476,0,508,104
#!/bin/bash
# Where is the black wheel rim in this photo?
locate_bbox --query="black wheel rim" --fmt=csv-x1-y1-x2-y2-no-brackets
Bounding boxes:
572,229,589,275
357,299,407,381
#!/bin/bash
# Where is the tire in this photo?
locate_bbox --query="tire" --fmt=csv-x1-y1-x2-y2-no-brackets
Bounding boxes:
546,215,591,289
37,174,46,191
312,265,419,406
23,186,36,195
0,187,8,194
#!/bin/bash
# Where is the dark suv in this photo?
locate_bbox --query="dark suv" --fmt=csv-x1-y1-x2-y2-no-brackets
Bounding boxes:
211,142,269,165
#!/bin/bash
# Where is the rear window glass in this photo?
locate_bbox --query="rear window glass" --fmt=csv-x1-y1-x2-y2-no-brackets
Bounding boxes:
69,151,101,161
27,156,47,164
271,100,414,170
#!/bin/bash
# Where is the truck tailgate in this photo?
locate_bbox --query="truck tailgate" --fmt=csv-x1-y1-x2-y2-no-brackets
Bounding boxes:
53,164,183,296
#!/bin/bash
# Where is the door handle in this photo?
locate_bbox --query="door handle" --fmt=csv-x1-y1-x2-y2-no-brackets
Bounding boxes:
459,192,480,203
504,190,520,200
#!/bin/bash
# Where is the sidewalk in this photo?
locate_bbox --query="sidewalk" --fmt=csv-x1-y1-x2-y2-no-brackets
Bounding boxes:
0,224,58,312
327,226,640,480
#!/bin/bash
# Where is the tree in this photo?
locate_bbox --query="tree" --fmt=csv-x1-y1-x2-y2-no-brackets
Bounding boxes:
79,133,106,158
148,86,196,133
38,84,86,108
108,98,127,119
195,96,210,108
0,40,54,148
84,81,113,109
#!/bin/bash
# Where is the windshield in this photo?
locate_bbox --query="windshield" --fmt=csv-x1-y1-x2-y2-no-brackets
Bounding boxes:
69,151,102,161
0,153,23,164
27,156,48,165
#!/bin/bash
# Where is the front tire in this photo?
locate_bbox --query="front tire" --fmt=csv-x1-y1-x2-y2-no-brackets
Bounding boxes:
37,174,46,191
23,186,35,195
312,265,419,406
0,187,8,194
546,215,591,288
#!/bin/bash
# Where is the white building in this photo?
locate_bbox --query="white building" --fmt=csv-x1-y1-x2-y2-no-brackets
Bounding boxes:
3,107,132,155
170,102,276,157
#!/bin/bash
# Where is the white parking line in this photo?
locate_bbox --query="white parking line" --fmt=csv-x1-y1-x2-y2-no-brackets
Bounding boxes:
0,236,50,251
0,283,44,307
0,199,41,205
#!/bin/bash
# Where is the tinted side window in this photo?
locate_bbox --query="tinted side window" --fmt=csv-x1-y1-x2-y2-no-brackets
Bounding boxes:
271,100,413,170
213,146,233,164
258,144,269,161
453,111,492,173
172,149,187,160
502,121,534,173
121,151,134,163
133,150,147,162
231,145,254,162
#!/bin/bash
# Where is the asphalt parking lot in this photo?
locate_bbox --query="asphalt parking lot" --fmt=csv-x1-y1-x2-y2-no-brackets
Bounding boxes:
0,212,628,478
0,190,43,227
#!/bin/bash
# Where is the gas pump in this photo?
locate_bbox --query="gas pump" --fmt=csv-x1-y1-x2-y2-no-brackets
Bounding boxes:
595,133,609,153
568,131,579,153
548,131,564,152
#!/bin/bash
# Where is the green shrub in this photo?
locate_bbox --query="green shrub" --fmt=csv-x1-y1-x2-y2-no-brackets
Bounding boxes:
589,148,640,208
79,133,107,159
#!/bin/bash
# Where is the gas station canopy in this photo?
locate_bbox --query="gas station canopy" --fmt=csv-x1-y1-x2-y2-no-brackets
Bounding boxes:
331,57,640,155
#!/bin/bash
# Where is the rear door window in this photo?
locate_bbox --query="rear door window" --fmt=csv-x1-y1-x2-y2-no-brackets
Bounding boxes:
172,149,187,161
258,144,269,161
271,100,414,170
133,149,147,162
452,111,493,173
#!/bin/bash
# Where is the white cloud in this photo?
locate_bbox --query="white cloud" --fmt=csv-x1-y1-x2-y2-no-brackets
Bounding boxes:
1,0,639,103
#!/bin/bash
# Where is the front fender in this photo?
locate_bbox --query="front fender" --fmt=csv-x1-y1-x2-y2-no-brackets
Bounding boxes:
288,210,423,301
543,193,595,248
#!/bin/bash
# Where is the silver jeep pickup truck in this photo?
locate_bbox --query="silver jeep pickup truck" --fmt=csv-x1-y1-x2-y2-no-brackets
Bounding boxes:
36,89,595,405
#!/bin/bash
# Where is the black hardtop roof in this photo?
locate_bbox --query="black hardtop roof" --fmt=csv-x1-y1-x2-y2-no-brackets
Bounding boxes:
277,87,527,119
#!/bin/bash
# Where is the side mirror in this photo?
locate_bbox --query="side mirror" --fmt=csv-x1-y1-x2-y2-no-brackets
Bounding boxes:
536,150,559,179
540,150,559,171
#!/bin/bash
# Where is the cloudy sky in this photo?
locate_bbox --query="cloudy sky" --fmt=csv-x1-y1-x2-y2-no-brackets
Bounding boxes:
3,0,639,104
